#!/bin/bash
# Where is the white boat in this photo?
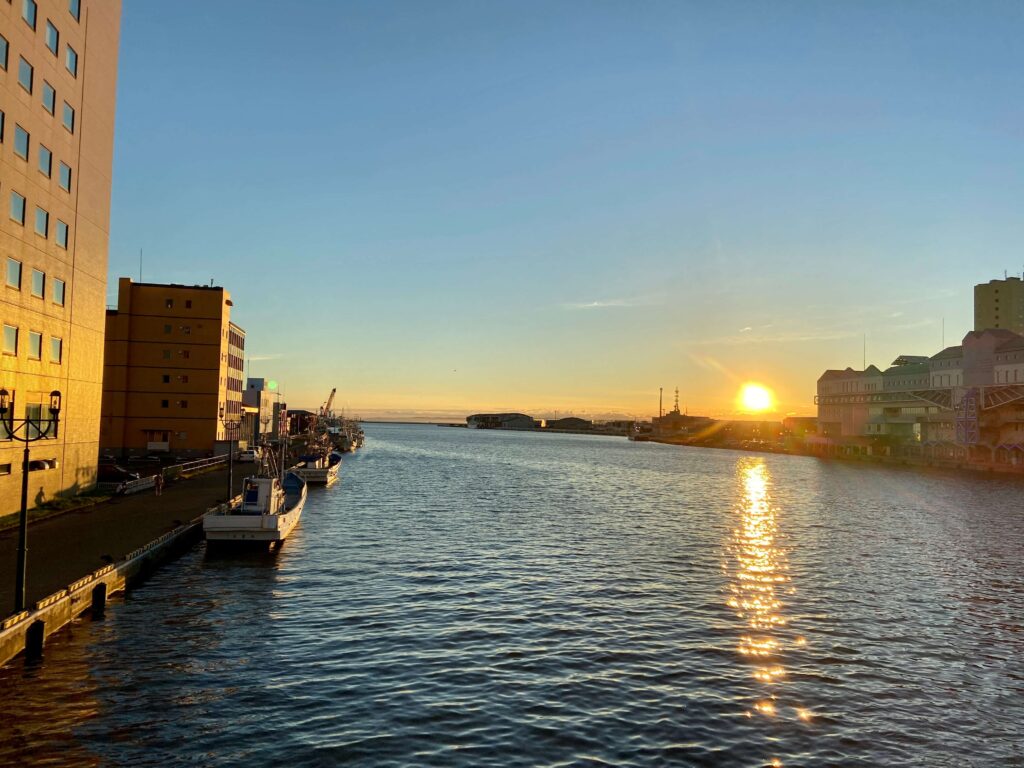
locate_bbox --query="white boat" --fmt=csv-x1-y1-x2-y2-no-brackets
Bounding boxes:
204,472,307,544
291,450,342,486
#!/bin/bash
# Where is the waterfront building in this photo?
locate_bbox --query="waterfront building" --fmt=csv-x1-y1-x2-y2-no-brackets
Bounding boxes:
545,417,593,431
466,413,537,430
243,377,276,445
100,278,245,458
814,328,1024,465
0,0,122,514
975,275,1024,334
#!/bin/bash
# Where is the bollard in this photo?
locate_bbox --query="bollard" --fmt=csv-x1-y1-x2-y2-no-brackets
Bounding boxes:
91,582,107,618
25,620,45,660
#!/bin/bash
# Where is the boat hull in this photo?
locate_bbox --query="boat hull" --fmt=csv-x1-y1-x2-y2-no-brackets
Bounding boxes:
204,484,307,543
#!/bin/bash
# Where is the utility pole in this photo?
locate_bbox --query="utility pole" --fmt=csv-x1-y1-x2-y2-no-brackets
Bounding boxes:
659,388,663,419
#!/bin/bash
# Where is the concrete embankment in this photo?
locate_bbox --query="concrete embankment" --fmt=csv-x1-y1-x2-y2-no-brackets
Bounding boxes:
0,468,247,666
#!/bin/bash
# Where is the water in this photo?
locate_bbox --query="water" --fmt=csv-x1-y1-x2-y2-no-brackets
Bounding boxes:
1,423,1023,767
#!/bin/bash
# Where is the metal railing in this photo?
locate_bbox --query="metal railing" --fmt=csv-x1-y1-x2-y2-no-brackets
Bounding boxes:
96,455,229,496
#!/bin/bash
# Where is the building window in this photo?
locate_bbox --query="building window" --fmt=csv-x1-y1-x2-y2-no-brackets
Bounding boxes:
42,82,56,114
162,374,170,384
2,325,17,355
28,331,42,360
182,325,191,335
45,20,59,54
180,375,189,383
0,110,4,141
162,350,172,359
14,125,30,160
69,0,80,21
53,278,65,306
62,102,74,133
25,404,43,439
8,192,24,225
163,324,172,334
31,269,44,298
0,464,10,476
65,45,78,77
0,34,8,70
50,336,62,363
35,207,49,237
59,162,72,191
161,400,169,408
165,298,174,308
180,350,190,359
23,0,37,30
18,57,33,93
178,400,188,409
6,258,22,289
56,220,69,248
39,145,52,177
185,300,192,308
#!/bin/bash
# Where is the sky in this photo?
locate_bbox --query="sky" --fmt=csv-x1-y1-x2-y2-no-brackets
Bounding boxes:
107,1,1024,420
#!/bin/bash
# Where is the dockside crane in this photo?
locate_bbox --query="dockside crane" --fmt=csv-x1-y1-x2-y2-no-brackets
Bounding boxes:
320,388,337,419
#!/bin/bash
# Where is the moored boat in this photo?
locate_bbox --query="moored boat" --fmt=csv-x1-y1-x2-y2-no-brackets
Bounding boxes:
204,471,307,544
292,449,342,486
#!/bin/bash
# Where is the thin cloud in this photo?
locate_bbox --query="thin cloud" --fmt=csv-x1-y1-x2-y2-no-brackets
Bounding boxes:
248,353,285,362
564,298,644,310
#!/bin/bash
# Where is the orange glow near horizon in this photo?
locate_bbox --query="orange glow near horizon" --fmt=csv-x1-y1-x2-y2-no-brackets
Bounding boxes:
737,383,775,413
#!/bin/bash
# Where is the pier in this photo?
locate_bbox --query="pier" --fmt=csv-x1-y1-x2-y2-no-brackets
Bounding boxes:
0,468,246,666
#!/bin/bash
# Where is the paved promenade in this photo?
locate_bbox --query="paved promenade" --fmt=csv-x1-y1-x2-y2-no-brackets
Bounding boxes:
0,469,247,615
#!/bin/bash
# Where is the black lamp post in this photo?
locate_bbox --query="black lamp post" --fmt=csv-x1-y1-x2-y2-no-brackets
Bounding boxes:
219,405,240,504
0,389,61,614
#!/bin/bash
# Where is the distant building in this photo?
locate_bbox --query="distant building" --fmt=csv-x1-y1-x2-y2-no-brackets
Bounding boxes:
466,413,537,430
0,1,122,514
975,276,1024,334
243,378,277,444
545,417,593,431
101,279,245,458
814,328,1024,465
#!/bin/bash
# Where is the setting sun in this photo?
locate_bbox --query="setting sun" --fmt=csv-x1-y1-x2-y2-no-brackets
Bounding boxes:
737,383,775,413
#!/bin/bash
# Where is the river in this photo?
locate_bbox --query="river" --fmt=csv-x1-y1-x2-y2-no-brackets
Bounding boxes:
1,423,1022,766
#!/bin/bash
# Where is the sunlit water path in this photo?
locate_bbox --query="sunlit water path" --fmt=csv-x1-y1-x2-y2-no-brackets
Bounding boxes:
1,423,1022,766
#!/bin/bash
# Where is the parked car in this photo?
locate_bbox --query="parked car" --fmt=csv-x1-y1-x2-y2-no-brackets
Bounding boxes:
236,448,261,463
97,464,141,483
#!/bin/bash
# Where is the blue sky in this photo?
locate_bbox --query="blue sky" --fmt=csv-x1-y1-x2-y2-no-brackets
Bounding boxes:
108,1,1024,418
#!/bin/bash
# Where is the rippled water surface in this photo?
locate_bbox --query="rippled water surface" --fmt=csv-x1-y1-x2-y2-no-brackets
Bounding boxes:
2,424,1024,766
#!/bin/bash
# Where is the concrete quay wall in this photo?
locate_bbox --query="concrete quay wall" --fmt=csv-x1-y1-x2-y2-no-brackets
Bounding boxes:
0,515,205,667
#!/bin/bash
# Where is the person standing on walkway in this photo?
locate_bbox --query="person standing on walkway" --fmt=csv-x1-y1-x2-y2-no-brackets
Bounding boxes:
154,472,164,497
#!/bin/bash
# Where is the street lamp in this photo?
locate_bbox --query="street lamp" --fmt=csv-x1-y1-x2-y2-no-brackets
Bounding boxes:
219,404,241,505
0,389,61,613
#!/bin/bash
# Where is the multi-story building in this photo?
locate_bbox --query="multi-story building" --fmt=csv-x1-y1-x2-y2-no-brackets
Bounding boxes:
815,329,1024,465
975,276,1024,334
242,377,276,445
0,0,121,514
100,278,245,458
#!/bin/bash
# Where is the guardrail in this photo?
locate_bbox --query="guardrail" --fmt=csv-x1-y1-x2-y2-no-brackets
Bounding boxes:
95,455,229,496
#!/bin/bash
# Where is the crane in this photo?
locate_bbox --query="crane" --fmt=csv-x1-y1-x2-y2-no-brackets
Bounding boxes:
320,388,337,418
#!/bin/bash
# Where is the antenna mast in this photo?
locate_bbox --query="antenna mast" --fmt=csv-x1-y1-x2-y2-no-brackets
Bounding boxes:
659,387,663,419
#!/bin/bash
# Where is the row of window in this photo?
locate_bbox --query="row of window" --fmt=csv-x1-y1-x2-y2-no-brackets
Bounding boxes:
0,35,78,134
9,190,71,246
2,323,62,362
17,0,79,72
1,115,75,187
22,0,82,28
5,257,66,303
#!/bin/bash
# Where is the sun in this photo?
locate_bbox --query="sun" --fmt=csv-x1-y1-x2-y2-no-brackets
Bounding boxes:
737,383,774,413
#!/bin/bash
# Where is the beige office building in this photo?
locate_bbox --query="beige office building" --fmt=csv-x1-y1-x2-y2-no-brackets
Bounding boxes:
0,0,121,515
975,276,1024,335
101,279,246,458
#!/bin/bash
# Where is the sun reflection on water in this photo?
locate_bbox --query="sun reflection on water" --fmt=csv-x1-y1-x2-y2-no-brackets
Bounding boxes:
726,459,810,724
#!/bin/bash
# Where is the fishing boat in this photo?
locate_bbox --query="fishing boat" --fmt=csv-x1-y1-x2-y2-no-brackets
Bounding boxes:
204,468,308,544
291,449,342,486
